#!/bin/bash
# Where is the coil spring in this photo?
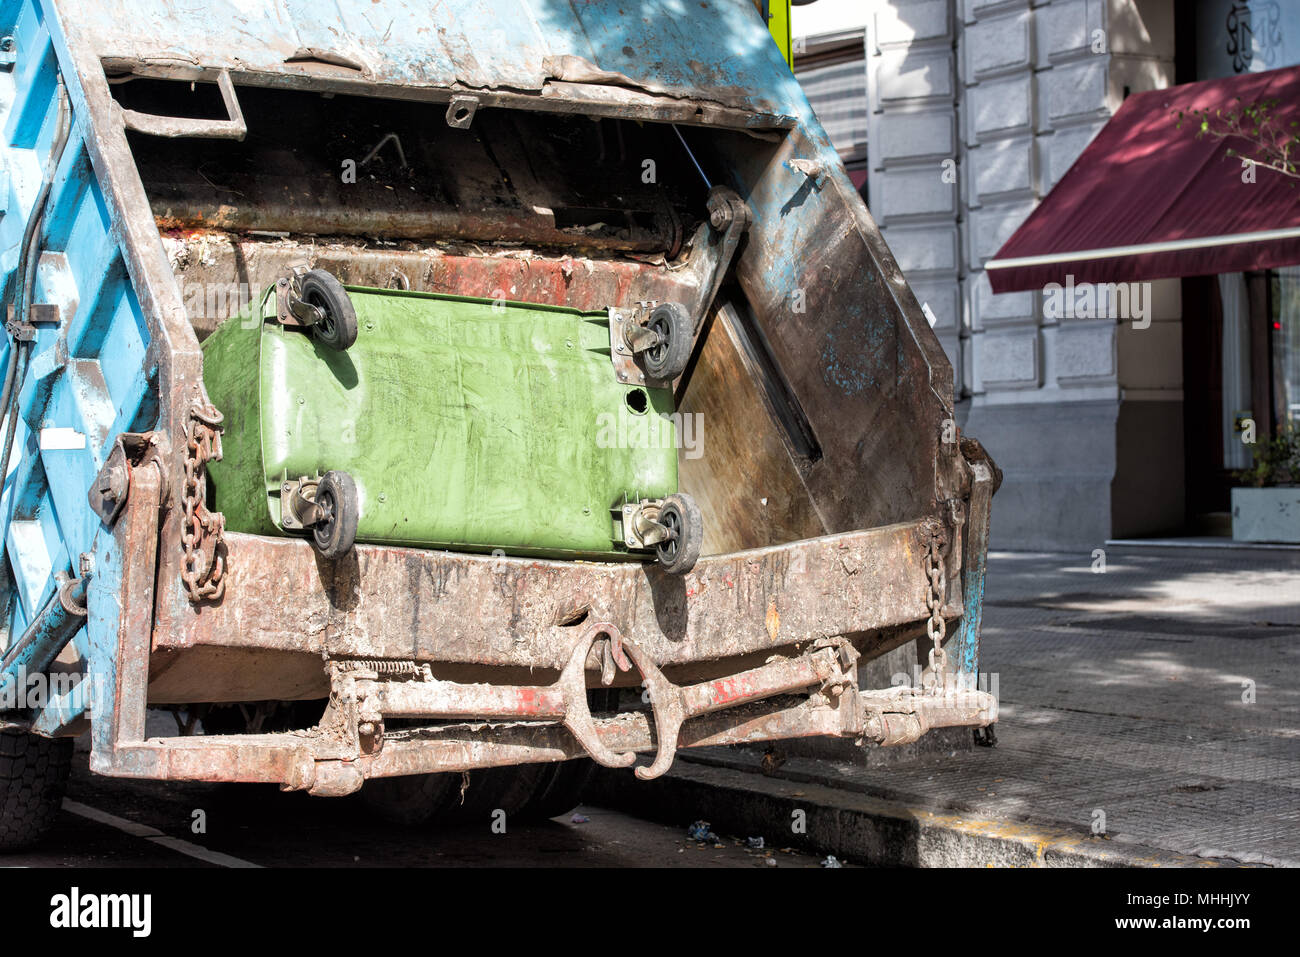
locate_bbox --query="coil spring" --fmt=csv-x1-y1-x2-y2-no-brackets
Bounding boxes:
338,658,420,674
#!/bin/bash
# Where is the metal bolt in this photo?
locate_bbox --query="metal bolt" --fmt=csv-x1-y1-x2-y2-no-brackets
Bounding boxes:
297,396,305,405
617,371,627,381
97,464,128,504
378,493,387,502
78,553,95,577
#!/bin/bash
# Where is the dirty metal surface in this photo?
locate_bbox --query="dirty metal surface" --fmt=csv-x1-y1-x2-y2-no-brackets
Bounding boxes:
99,682,995,793
165,236,701,341
84,446,165,764
46,0,216,675
711,126,962,534
152,520,955,671
677,303,826,554
954,440,999,675
131,89,701,252
68,0,799,124
326,626,864,784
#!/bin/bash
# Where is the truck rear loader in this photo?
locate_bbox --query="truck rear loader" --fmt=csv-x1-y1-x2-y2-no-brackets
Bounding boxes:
0,0,998,847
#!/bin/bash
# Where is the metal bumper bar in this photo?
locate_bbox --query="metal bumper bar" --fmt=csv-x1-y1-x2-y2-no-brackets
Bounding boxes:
97,620,996,795
152,517,959,671
100,685,997,797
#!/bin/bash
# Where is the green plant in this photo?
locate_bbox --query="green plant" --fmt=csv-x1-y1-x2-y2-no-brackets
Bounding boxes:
1173,98,1298,181
1235,426,1300,487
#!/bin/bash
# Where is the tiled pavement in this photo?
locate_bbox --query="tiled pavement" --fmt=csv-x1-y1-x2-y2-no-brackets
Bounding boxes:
679,546,1300,866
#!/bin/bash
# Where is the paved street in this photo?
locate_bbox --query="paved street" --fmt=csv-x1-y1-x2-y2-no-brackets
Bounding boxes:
9,759,833,869
974,544,1299,864
646,544,1300,866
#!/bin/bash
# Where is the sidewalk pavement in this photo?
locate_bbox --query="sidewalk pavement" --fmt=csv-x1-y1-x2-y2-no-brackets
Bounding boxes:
592,544,1300,867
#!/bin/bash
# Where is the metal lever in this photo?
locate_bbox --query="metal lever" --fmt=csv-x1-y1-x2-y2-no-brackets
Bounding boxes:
619,638,846,780
116,69,247,141
690,186,751,336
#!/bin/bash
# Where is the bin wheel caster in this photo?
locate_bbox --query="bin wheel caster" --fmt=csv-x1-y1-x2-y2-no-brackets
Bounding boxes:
639,301,693,381
300,270,358,350
312,470,359,560
654,492,702,575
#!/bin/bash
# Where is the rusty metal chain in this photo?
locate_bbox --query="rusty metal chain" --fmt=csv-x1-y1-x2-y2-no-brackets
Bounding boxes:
181,402,227,602
924,531,948,694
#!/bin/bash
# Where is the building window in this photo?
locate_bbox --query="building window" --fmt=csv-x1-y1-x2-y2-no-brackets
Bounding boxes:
792,29,867,171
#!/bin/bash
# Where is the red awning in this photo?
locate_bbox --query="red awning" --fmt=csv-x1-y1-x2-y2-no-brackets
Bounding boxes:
986,65,1300,294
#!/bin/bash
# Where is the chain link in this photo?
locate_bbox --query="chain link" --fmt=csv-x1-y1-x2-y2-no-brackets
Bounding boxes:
924,531,948,694
182,401,227,602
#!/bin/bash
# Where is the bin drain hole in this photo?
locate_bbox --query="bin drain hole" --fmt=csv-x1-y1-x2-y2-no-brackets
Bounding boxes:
625,389,649,414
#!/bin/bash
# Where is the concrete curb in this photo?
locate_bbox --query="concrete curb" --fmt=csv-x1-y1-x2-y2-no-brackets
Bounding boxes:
589,760,1241,868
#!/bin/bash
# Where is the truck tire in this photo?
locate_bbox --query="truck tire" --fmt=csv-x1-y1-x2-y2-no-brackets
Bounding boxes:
362,772,461,826
0,730,72,852
434,689,617,826
513,759,597,823
446,764,547,824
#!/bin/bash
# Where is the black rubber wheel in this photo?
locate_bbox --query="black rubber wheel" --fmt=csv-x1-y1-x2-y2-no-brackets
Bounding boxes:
311,470,359,560
0,730,72,852
362,773,461,827
300,270,358,350
513,760,597,823
654,492,702,575
446,764,548,826
638,301,693,381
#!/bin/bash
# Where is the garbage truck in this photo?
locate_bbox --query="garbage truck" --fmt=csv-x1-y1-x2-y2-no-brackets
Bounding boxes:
0,0,999,847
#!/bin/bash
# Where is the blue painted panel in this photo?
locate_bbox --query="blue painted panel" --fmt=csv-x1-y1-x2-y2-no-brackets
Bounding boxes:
0,0,154,730
3,23,52,149
66,0,798,118
40,124,90,250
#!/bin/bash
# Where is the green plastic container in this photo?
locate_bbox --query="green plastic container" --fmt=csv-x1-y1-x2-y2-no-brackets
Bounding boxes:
201,283,679,560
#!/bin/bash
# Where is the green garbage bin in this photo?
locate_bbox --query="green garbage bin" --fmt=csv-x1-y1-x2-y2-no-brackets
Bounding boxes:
201,270,702,572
